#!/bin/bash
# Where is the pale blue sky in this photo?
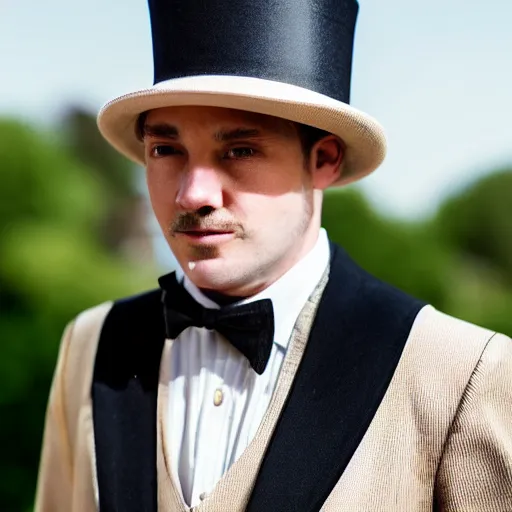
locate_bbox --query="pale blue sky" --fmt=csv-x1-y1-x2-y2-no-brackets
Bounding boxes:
1,0,511,218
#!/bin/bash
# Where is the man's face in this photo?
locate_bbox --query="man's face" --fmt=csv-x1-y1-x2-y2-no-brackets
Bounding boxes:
143,106,340,296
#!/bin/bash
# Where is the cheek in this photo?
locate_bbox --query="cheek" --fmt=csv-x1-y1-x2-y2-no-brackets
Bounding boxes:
239,189,308,232
146,168,178,224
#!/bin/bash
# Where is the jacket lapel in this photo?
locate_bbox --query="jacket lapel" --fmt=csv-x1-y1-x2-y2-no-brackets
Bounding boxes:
246,243,425,512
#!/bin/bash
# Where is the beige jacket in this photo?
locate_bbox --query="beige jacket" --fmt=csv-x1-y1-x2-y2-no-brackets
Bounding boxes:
35,281,512,511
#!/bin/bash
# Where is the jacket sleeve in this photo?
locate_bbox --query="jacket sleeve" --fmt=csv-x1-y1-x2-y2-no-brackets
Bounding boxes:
435,332,512,511
34,321,76,512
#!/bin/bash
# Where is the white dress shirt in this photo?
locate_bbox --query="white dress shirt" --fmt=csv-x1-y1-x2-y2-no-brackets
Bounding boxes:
166,229,330,507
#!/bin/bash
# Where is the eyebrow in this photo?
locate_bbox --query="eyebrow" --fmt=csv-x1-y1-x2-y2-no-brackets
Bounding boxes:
141,123,264,142
214,128,261,142
141,123,179,139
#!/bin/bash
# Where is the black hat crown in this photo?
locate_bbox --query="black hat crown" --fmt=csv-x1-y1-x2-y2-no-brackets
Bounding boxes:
148,0,359,104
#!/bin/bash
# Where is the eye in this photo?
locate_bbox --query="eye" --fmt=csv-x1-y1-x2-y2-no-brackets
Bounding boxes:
224,147,256,159
150,145,182,158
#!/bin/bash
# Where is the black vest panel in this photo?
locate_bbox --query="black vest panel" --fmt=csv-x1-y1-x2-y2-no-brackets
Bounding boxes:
92,290,165,512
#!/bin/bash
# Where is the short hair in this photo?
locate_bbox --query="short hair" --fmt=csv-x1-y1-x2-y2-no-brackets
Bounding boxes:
135,111,148,142
294,123,331,158
135,111,331,158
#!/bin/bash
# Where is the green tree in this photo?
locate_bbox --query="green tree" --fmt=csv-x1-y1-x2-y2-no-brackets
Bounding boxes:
436,169,512,283
434,169,512,335
0,118,152,511
322,188,453,308
322,179,512,337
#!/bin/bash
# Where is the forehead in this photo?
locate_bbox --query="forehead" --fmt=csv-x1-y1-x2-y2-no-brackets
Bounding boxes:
144,105,297,138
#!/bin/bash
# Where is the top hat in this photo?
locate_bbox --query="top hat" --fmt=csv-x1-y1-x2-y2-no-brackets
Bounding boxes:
97,0,386,185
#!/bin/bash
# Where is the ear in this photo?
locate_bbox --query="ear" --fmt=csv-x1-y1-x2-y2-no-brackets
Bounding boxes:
308,136,344,190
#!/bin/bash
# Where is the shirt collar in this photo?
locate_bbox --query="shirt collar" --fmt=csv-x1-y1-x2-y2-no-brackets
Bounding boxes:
176,228,330,350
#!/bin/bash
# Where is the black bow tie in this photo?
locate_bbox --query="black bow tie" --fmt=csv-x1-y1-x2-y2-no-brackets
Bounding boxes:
158,273,275,375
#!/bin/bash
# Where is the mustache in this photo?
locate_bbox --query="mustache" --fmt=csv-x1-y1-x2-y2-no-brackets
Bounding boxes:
169,211,245,236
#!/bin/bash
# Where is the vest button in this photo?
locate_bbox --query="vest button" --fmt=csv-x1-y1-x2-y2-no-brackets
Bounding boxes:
199,491,207,501
213,388,224,406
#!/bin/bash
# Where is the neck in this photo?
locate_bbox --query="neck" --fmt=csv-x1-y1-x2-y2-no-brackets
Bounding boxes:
200,289,245,306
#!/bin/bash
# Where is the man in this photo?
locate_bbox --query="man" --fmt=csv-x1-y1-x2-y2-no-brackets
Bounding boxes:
35,0,512,510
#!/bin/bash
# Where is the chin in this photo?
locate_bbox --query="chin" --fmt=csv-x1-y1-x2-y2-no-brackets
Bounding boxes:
182,258,237,291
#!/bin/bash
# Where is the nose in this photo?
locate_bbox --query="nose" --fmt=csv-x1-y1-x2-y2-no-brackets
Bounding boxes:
175,163,223,212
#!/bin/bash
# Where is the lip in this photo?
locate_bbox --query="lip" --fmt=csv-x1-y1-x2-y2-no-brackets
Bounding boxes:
176,230,236,244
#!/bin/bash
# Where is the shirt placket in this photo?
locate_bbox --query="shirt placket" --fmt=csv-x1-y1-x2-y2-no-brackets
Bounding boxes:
193,373,230,505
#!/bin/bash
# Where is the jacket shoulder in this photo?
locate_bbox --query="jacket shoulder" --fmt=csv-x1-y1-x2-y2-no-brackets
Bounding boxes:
414,305,511,391
400,305,501,415
331,242,504,399
330,242,498,360
410,305,497,360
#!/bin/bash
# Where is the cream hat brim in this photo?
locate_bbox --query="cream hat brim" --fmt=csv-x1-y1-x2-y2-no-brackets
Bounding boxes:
97,75,386,186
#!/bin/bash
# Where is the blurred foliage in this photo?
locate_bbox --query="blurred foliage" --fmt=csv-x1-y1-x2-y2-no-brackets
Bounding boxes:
436,170,512,282
0,110,510,511
322,170,512,336
0,112,154,512
322,190,453,308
